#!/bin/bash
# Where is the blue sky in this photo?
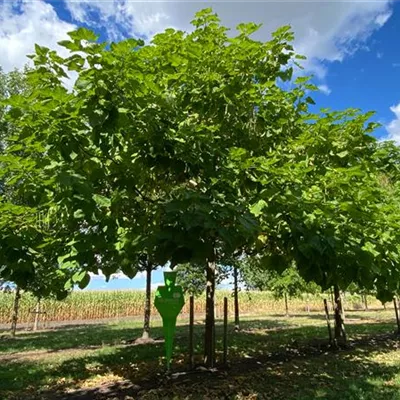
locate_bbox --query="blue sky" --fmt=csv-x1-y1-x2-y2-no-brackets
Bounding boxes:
0,1,398,143
1,0,400,289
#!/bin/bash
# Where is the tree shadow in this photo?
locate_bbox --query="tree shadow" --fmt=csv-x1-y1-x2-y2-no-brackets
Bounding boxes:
1,319,399,399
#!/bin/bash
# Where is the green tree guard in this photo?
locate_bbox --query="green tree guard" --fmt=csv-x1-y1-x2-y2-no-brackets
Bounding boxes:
154,271,185,370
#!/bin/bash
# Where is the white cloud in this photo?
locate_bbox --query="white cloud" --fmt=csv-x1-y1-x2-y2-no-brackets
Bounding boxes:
150,282,163,290
377,52,383,59
317,84,332,95
0,1,76,72
385,103,400,144
375,11,392,27
133,271,146,280
64,0,393,80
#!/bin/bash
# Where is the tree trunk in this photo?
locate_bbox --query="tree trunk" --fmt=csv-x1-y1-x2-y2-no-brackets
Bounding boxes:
284,292,289,317
341,291,346,322
363,294,368,311
142,262,152,340
10,287,21,338
204,255,216,368
330,287,335,312
233,265,240,331
333,284,347,343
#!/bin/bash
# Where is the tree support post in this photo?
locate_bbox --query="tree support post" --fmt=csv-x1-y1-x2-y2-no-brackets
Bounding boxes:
33,299,41,331
189,295,194,369
393,298,400,334
223,297,228,366
204,255,216,368
233,266,240,331
323,299,333,346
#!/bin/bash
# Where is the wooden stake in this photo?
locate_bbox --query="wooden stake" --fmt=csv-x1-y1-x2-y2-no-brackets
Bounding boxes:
394,298,400,334
233,266,240,331
189,296,194,369
223,297,228,366
33,299,41,331
323,299,333,345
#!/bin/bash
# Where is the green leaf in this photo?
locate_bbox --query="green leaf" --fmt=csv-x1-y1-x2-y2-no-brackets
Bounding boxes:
73,270,86,283
305,96,315,105
73,209,85,219
93,194,111,207
58,40,81,52
34,44,49,57
68,28,98,42
121,265,137,279
78,273,91,289
337,150,349,158
250,200,267,217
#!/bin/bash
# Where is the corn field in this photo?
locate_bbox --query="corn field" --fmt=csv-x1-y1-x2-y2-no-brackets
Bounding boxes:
0,290,387,326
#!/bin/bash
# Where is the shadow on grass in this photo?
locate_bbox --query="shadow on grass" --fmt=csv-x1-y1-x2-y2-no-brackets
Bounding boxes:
0,319,399,399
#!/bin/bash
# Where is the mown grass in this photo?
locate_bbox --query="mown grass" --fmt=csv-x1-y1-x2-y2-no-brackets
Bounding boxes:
1,311,399,399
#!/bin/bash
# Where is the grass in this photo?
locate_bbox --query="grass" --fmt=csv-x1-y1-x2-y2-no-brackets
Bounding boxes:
1,310,400,399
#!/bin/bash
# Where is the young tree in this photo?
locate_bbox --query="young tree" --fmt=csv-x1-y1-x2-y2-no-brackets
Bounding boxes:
241,258,311,316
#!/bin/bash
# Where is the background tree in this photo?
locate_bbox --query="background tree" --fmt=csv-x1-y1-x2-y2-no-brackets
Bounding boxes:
253,109,400,341
241,257,312,316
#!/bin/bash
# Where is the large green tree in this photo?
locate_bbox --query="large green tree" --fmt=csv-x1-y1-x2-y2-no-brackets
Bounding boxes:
4,7,400,361
3,10,311,365
250,109,400,340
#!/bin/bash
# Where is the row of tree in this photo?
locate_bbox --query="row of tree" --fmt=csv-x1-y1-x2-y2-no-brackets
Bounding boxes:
1,9,400,365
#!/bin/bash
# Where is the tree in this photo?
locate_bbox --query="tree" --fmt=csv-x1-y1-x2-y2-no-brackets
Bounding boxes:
0,66,78,337
3,11,313,366
253,109,400,341
241,257,314,316
5,7,400,362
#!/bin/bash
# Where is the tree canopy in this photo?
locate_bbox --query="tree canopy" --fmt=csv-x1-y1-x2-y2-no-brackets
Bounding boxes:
1,7,400,305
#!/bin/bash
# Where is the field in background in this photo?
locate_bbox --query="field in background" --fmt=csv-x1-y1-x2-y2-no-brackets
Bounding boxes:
0,289,388,327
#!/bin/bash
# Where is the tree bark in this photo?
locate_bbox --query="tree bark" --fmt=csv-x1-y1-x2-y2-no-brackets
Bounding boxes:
284,292,289,317
142,261,152,340
233,265,240,331
10,286,21,338
333,284,347,343
363,294,368,311
204,255,216,368
341,290,346,322
330,287,335,312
